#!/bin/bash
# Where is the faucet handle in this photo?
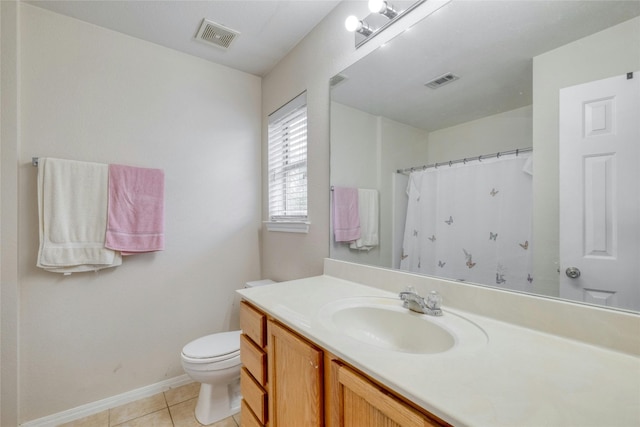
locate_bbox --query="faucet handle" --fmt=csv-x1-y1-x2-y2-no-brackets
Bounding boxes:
426,291,442,310
399,285,416,298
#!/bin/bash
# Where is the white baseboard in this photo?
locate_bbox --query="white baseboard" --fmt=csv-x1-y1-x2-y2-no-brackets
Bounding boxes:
20,374,193,427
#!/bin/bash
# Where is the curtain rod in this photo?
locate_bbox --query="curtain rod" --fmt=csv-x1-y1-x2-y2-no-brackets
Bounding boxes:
396,147,532,175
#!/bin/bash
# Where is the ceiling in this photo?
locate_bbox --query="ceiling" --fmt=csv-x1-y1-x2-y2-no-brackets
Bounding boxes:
331,1,640,132
26,0,342,77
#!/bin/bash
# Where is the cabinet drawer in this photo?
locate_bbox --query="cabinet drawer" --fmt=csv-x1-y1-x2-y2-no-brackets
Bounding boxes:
240,301,266,347
241,334,267,386
241,367,267,424
241,399,264,427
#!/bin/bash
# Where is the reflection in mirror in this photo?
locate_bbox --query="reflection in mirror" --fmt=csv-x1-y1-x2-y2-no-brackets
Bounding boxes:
330,1,640,312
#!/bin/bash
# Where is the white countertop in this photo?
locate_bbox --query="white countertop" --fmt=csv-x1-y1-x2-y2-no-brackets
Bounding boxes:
237,275,640,427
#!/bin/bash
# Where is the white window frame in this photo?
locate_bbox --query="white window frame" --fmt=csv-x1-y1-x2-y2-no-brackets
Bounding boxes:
265,92,309,233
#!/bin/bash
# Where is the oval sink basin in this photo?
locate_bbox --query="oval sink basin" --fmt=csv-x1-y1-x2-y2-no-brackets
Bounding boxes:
317,297,487,354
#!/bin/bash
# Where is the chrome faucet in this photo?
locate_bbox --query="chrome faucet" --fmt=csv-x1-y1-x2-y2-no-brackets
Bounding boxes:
399,287,443,316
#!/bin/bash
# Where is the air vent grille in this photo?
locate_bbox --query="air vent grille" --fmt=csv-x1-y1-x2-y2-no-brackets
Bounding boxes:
196,19,239,50
425,73,460,89
330,73,349,88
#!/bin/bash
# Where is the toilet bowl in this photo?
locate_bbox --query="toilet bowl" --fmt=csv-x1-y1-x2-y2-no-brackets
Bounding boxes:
181,330,242,425
181,279,275,425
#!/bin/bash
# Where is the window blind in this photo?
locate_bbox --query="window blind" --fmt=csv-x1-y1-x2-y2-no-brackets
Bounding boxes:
268,92,308,221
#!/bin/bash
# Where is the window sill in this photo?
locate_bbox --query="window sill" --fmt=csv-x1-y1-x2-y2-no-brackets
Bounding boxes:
264,221,310,234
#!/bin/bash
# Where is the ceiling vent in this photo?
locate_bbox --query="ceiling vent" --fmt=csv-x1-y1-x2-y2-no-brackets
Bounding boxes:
425,73,460,89
195,19,240,50
330,73,349,88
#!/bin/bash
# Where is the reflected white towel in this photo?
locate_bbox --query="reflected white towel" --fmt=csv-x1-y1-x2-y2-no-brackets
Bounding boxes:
37,158,122,273
350,189,379,251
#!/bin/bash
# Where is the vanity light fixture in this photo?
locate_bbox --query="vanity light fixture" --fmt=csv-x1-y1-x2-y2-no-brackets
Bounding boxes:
346,0,427,48
368,0,398,19
345,15,374,37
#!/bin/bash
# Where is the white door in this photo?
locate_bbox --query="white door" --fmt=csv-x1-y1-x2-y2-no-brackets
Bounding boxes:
559,72,640,311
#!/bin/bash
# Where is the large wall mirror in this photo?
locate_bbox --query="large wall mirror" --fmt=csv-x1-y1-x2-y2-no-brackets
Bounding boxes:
330,0,640,313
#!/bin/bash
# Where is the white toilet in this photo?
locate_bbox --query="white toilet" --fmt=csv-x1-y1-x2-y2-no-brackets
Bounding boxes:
180,280,274,425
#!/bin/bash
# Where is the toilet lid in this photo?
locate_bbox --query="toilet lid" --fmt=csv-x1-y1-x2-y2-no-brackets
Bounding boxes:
182,330,241,360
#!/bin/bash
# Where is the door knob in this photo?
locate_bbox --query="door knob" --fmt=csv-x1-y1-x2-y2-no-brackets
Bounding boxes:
565,267,581,279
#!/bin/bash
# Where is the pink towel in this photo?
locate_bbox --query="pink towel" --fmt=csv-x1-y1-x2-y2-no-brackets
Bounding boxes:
332,187,361,242
105,164,165,255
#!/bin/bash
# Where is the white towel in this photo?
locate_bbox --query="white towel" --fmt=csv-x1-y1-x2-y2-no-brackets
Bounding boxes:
350,189,379,251
37,158,122,273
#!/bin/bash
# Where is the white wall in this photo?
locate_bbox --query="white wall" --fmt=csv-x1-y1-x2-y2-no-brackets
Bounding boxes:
426,105,532,163
1,1,21,425
8,4,262,422
261,0,449,282
532,16,640,297
330,103,379,189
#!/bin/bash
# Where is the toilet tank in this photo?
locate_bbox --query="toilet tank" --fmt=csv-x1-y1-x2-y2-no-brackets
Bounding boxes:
245,279,275,288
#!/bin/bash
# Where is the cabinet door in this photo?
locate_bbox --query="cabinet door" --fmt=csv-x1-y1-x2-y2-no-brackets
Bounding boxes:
268,320,323,427
334,362,443,427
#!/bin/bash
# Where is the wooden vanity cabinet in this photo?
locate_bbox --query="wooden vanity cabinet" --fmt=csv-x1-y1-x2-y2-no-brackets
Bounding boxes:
239,300,448,427
267,319,324,426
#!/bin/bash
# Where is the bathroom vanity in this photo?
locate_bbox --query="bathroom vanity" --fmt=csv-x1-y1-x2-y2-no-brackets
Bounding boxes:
237,261,640,426
239,299,445,426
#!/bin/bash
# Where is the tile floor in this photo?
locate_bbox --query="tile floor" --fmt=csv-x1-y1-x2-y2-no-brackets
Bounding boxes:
58,382,241,427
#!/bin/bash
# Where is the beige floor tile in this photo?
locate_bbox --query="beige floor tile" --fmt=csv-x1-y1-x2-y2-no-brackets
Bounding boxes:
109,394,167,426
169,398,239,427
231,411,240,426
112,408,173,427
210,416,239,427
168,398,201,427
58,410,109,427
164,382,200,407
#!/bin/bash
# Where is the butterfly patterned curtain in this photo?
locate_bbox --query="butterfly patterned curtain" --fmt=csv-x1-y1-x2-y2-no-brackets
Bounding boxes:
400,153,533,291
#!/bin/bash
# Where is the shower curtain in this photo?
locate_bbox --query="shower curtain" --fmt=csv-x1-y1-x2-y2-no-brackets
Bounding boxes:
400,154,533,291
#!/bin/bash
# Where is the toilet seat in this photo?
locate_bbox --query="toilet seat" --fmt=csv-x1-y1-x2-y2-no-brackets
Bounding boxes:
182,330,241,364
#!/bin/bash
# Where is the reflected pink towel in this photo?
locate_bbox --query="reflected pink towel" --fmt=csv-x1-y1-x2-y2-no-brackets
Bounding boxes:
332,187,361,242
105,164,165,255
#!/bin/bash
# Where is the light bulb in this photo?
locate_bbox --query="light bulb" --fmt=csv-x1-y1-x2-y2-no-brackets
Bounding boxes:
368,0,386,13
345,15,360,32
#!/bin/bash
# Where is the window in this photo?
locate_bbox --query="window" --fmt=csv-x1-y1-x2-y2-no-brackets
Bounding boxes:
267,92,309,232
